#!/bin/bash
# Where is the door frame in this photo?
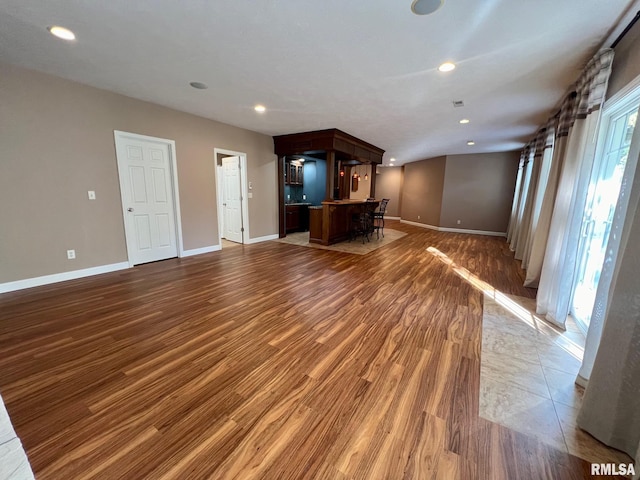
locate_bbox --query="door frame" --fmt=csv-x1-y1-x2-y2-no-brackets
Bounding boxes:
114,130,184,266
214,148,250,245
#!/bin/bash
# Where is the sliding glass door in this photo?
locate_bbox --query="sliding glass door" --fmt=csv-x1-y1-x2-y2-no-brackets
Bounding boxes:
570,103,639,332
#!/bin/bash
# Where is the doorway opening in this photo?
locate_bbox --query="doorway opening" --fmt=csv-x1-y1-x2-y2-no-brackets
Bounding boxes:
215,148,249,248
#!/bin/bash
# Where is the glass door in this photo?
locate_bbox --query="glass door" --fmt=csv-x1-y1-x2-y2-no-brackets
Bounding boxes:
570,105,638,332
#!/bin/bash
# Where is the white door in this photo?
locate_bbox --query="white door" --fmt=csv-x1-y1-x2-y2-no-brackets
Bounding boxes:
115,133,178,265
570,103,639,331
222,156,243,243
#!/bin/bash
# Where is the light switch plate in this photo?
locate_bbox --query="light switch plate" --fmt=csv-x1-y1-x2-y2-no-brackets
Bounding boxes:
248,192,253,198
88,190,96,200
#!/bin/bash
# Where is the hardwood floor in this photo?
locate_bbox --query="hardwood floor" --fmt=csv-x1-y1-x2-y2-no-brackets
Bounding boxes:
0,221,597,479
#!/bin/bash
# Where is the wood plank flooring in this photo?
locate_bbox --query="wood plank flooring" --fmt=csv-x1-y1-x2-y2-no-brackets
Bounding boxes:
0,221,597,479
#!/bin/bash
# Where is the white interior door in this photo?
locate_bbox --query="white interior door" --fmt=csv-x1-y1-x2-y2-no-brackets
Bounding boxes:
222,156,243,243
115,133,178,265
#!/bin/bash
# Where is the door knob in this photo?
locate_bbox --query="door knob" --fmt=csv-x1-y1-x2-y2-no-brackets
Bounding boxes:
127,207,134,212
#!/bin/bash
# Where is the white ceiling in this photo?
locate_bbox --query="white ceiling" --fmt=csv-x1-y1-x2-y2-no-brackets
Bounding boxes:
0,0,635,165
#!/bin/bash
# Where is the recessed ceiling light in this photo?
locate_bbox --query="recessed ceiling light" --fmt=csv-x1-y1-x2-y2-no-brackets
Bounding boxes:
459,119,470,124
47,25,75,41
411,0,444,15
189,82,208,90
438,62,456,73
467,140,475,146
254,104,266,113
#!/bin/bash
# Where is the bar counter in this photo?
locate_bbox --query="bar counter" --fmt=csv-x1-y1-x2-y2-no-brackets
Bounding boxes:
309,200,380,245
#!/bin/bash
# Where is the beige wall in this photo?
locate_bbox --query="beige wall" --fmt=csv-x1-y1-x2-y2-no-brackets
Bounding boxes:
349,164,372,201
0,63,277,284
607,19,640,99
440,152,520,232
374,167,403,217
401,156,446,227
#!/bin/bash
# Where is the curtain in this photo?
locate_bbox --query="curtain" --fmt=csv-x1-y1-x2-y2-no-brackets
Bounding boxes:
525,112,568,287
535,49,615,329
576,126,640,459
522,123,556,271
508,147,530,248
507,153,526,243
515,130,545,264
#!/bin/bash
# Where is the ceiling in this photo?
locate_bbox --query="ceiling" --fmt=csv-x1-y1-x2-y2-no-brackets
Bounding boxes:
0,0,636,165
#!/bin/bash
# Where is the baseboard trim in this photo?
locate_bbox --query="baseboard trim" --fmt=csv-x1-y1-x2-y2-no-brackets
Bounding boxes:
400,219,440,231
385,216,401,220
182,245,221,257
575,373,589,389
400,219,506,237
439,227,506,237
0,262,130,294
246,234,279,244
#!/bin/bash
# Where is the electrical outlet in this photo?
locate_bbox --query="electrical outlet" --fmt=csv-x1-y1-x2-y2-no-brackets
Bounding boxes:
67,249,76,260
88,190,96,200
457,219,461,225
417,215,421,220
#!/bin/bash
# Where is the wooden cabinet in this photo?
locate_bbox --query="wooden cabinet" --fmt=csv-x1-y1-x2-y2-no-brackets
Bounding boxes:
285,204,309,232
285,161,304,185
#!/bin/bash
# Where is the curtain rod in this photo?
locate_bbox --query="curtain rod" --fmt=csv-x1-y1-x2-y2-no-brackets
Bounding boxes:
611,10,640,48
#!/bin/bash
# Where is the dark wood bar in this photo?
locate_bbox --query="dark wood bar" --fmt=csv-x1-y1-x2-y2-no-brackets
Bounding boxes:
273,129,385,239
309,199,379,245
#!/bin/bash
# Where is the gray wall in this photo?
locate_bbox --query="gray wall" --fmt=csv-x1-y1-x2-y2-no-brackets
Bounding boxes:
374,167,403,217
607,18,640,99
0,63,278,284
401,156,446,227
440,152,520,232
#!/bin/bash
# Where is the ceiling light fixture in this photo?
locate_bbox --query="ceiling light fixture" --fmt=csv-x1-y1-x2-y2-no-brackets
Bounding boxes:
438,62,456,72
254,104,266,113
459,119,470,124
47,25,76,41
411,0,444,15
467,140,475,146
189,82,208,90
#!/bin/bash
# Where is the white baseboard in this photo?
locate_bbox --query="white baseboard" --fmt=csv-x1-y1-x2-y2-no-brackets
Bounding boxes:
181,245,221,257
385,216,401,220
401,219,440,231
246,234,279,244
401,219,506,237
0,262,130,294
439,227,506,237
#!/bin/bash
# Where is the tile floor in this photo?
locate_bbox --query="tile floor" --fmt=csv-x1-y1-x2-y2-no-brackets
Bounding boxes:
221,239,242,249
0,395,34,479
480,293,632,465
274,229,406,255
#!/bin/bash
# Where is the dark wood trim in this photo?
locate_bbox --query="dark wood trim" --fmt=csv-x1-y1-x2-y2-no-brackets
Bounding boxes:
325,151,335,201
369,164,377,199
273,128,384,165
277,155,285,238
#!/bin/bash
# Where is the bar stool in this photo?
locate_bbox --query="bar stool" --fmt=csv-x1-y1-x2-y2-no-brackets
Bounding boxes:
372,198,389,239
